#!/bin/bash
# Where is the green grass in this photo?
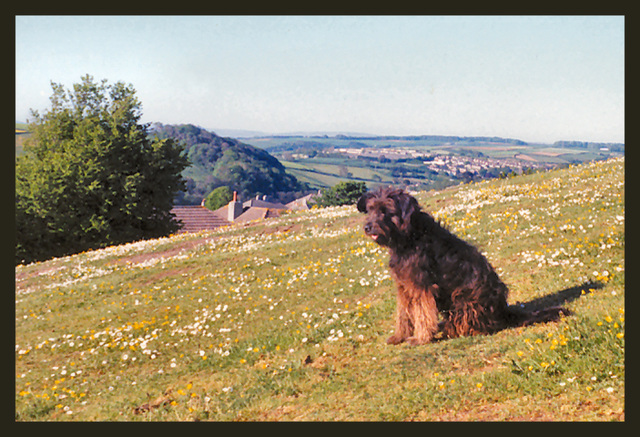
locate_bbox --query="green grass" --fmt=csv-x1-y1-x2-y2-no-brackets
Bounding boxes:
282,160,395,188
15,158,624,421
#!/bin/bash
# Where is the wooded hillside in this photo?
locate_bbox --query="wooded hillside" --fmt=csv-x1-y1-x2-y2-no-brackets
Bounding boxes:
152,124,309,204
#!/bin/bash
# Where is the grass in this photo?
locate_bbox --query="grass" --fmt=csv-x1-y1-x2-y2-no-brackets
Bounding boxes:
15,158,624,421
282,160,395,188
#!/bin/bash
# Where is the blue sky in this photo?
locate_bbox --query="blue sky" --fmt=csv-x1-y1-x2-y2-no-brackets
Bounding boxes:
15,15,624,143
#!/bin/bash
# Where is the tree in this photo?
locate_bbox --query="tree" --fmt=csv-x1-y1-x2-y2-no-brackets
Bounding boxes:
204,186,233,211
316,181,368,207
16,75,189,264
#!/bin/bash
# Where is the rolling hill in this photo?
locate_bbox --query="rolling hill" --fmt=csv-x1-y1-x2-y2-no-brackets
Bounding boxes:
15,157,624,421
151,123,310,204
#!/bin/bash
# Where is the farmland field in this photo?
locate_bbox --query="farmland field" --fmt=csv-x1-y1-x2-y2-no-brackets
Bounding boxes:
241,134,623,192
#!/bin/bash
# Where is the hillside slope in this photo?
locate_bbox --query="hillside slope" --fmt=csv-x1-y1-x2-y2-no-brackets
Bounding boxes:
15,158,624,421
151,123,308,204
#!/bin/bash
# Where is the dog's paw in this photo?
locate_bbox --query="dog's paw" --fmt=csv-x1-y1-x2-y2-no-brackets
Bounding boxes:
386,334,406,345
405,336,430,346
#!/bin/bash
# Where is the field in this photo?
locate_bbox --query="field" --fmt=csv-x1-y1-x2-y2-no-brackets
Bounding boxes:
282,159,397,189
243,135,622,191
15,123,31,156
15,158,624,421
244,135,620,164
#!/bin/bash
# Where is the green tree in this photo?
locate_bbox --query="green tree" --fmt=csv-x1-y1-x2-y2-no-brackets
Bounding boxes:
204,186,234,211
16,75,189,264
316,181,368,207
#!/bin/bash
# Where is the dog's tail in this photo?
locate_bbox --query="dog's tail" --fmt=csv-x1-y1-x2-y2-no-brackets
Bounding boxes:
505,304,571,328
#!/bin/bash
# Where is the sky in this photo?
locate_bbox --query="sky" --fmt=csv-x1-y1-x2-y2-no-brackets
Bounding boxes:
15,15,625,143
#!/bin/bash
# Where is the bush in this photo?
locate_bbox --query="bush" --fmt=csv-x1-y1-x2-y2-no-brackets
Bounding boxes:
316,181,368,207
204,186,234,211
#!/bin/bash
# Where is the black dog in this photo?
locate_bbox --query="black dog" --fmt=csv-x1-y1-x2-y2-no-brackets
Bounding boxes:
357,187,569,345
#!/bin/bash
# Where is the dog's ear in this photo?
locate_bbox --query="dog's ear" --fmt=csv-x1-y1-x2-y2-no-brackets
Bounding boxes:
357,191,373,213
397,191,420,231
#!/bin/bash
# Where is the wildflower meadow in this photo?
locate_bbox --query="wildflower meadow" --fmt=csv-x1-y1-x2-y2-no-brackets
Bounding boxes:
15,157,624,421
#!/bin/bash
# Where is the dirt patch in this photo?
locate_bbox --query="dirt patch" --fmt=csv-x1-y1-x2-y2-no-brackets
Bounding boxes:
107,237,208,267
256,222,305,236
15,261,70,284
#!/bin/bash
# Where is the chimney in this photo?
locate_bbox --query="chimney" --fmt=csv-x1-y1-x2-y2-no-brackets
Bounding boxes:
228,191,243,222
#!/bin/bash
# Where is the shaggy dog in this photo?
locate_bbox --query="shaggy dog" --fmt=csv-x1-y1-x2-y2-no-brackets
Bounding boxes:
357,187,569,345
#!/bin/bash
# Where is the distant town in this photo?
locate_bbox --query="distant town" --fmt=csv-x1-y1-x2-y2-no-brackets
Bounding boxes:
331,147,555,177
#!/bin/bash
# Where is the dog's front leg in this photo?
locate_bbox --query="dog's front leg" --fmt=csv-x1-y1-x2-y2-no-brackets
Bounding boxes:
406,287,439,345
387,284,413,345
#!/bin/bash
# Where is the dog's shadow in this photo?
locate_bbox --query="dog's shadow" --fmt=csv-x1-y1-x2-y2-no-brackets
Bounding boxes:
433,281,604,342
511,281,604,312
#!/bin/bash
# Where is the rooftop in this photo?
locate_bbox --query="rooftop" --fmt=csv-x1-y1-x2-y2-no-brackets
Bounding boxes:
170,205,231,233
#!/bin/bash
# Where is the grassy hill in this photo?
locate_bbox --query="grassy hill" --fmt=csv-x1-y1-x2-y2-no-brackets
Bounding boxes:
15,158,624,421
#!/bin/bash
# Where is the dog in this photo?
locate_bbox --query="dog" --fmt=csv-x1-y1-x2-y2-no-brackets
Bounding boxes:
357,187,569,345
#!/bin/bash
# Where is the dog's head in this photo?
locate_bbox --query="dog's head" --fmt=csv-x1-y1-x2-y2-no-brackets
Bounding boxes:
357,187,421,247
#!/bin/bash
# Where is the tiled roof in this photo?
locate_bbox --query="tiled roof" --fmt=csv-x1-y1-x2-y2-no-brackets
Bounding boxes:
235,207,285,223
286,193,315,210
170,205,231,233
212,203,287,223
242,199,287,209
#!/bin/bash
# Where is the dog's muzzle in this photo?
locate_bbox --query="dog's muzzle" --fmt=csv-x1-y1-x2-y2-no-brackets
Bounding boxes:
363,223,380,241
